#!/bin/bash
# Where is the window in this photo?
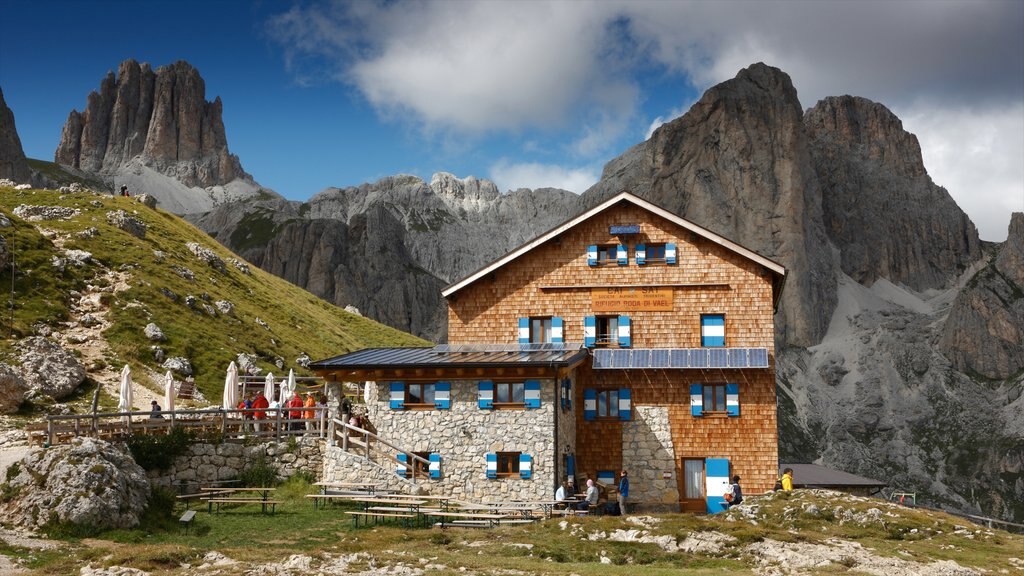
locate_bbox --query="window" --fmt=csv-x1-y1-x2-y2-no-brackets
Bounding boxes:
701,314,725,347
406,383,436,406
596,244,616,264
496,452,521,477
646,243,666,262
702,384,728,412
597,389,619,419
412,451,432,476
495,382,525,405
595,316,619,347
531,317,552,343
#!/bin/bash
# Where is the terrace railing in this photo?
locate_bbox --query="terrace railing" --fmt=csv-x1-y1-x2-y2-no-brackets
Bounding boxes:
330,419,430,483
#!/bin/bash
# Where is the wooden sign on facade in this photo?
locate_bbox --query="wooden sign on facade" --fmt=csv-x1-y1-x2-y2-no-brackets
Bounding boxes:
591,287,673,312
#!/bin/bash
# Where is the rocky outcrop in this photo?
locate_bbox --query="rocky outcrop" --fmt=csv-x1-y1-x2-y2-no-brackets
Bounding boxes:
0,362,27,413
16,337,86,400
939,213,1024,380
0,438,150,530
55,59,245,188
805,96,982,290
584,63,838,347
0,87,31,183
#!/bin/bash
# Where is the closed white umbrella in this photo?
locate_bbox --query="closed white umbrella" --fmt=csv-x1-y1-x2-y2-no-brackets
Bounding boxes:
117,364,133,423
163,370,175,414
223,361,239,411
281,369,296,405
263,372,275,403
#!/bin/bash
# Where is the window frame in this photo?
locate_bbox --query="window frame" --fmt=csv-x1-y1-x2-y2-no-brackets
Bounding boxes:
702,383,728,414
496,451,521,477
700,313,726,348
596,389,620,419
530,317,552,343
411,451,432,476
595,244,617,265
645,243,667,264
595,315,620,348
405,382,437,409
493,381,526,408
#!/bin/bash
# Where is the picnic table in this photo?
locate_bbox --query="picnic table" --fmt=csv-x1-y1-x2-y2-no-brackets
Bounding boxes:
201,486,279,514
345,497,427,527
422,510,507,528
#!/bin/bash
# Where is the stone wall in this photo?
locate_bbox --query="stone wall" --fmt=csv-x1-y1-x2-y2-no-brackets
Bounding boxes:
147,438,324,492
623,406,680,511
322,379,557,500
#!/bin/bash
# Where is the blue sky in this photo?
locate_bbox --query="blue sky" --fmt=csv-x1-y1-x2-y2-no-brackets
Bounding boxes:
2,0,1022,241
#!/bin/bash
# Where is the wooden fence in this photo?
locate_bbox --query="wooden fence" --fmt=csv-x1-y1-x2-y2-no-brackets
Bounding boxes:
330,419,431,483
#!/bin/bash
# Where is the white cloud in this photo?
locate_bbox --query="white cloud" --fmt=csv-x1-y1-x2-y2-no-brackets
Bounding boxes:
489,159,600,194
899,102,1024,242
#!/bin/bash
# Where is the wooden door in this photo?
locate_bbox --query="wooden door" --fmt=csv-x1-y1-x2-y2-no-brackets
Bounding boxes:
679,458,706,513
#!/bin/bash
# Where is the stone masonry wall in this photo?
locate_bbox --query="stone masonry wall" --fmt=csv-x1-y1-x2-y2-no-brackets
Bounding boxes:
147,438,324,492
321,379,557,500
623,406,680,511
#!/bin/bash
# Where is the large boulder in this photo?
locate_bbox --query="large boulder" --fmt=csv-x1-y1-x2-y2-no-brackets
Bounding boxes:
0,437,150,530
0,362,27,413
16,337,86,400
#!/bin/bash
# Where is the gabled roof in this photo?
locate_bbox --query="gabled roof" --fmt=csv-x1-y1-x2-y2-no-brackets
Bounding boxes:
309,343,589,371
442,191,786,299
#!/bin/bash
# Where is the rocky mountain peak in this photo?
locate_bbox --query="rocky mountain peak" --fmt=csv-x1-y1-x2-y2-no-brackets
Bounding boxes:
0,86,31,183
54,59,247,188
996,212,1024,287
430,172,500,212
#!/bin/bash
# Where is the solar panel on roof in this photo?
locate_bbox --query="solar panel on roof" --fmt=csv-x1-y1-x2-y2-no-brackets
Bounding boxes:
670,349,689,368
651,349,670,368
690,349,708,368
728,348,747,368
611,349,630,369
593,349,610,369
708,348,728,368
749,348,769,367
632,349,650,369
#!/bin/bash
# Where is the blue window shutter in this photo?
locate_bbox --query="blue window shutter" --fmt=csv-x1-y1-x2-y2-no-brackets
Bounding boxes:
551,317,564,343
584,316,596,348
389,382,405,410
584,388,597,421
636,244,646,265
524,380,541,409
666,243,677,265
726,383,740,416
587,245,598,267
617,244,628,265
519,453,533,479
701,314,725,347
518,317,530,344
435,382,451,410
562,378,572,411
618,389,632,421
429,453,442,479
689,383,703,417
567,453,576,476
478,381,494,409
618,315,631,348
706,458,730,514
486,453,497,479
397,453,408,477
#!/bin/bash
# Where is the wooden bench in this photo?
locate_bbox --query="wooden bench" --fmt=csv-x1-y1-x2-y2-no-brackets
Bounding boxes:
205,498,280,514
179,510,197,533
346,510,415,528
550,508,588,516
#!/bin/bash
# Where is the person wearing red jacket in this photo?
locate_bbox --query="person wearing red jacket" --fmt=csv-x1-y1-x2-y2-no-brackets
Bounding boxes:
252,391,270,433
287,392,304,431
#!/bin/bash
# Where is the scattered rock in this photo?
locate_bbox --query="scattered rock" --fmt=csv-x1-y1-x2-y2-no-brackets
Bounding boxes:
230,258,250,275
159,287,178,301
215,300,234,315
295,353,311,369
106,210,146,238
237,353,262,376
256,317,270,330
0,438,150,531
76,227,100,239
162,356,193,376
80,314,101,328
151,346,165,364
184,294,197,309
64,249,92,267
0,362,27,413
135,194,157,209
186,242,226,273
12,205,80,221
170,265,194,281
16,336,86,400
152,250,165,263
344,305,362,317
0,213,10,227
144,323,165,342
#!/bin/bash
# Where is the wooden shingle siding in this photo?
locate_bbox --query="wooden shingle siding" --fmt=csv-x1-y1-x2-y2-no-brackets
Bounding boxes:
448,204,775,350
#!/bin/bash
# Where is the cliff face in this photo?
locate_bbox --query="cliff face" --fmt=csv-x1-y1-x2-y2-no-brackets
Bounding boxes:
805,96,983,291
0,87,31,183
55,59,246,188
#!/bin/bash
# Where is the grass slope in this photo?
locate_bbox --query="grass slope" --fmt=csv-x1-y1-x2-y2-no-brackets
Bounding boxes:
0,186,428,401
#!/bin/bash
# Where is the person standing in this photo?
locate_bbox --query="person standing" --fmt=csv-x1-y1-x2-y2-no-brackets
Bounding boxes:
781,468,794,491
617,470,630,516
303,392,317,433
287,391,304,431
252,390,269,433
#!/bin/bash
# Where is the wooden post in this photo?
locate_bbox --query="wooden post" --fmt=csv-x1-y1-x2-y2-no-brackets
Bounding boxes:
221,410,227,437
342,422,348,451
275,408,282,442
47,417,54,446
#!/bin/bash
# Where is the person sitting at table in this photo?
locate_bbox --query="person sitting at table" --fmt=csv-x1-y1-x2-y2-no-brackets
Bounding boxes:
555,480,570,509
576,479,598,511
149,400,163,419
